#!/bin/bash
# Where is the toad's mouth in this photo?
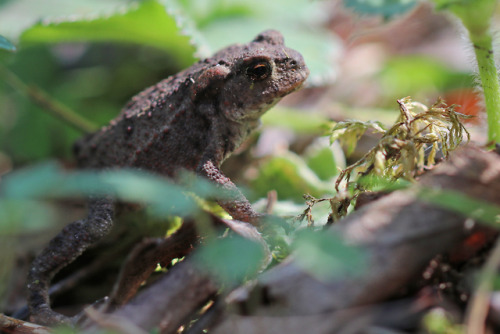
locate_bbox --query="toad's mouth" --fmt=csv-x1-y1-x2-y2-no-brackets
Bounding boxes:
245,74,307,119
282,80,305,96
279,69,309,97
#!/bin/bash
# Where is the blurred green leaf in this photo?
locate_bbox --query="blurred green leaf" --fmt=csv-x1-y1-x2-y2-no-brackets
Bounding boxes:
20,0,196,67
194,235,266,284
306,147,338,181
417,187,500,225
0,35,15,52
251,152,331,202
379,56,474,100
343,0,417,17
0,200,56,234
305,138,345,181
293,229,366,281
0,162,223,219
262,107,328,133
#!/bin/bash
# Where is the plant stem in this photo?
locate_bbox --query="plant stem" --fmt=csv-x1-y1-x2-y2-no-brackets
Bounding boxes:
0,64,98,134
470,33,500,143
431,0,500,143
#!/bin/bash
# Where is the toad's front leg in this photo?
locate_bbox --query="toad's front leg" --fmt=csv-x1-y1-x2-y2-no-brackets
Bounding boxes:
198,160,262,224
27,198,114,326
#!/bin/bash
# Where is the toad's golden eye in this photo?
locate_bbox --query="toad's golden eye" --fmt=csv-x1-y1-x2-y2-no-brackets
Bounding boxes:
246,61,271,81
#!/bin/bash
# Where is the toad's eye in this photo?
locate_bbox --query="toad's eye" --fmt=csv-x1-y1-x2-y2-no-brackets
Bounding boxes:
245,61,271,81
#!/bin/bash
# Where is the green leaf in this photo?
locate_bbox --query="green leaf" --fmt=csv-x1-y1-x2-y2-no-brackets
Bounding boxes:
250,152,331,202
194,235,266,284
293,230,366,281
20,0,196,67
0,35,15,52
0,200,56,234
343,0,417,17
305,138,345,181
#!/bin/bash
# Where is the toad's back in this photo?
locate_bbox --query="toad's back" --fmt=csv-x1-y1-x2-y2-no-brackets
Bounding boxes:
74,30,309,177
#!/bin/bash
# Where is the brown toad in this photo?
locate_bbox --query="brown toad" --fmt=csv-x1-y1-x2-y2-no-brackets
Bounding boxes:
27,30,309,325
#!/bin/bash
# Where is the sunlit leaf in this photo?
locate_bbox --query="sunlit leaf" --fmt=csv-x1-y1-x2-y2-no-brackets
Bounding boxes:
20,0,196,67
0,0,131,40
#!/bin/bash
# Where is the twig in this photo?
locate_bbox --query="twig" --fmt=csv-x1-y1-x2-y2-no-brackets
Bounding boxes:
265,190,277,214
83,307,148,334
226,146,500,317
84,260,217,333
0,313,51,334
0,63,98,133
108,219,199,306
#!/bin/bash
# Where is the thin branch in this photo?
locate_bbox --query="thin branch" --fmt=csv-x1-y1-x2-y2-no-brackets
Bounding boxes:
0,313,51,334
0,63,98,134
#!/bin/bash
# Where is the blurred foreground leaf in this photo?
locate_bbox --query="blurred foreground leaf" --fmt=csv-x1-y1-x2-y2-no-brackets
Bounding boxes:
194,235,266,284
417,187,500,226
0,200,56,234
293,229,366,281
0,162,222,230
